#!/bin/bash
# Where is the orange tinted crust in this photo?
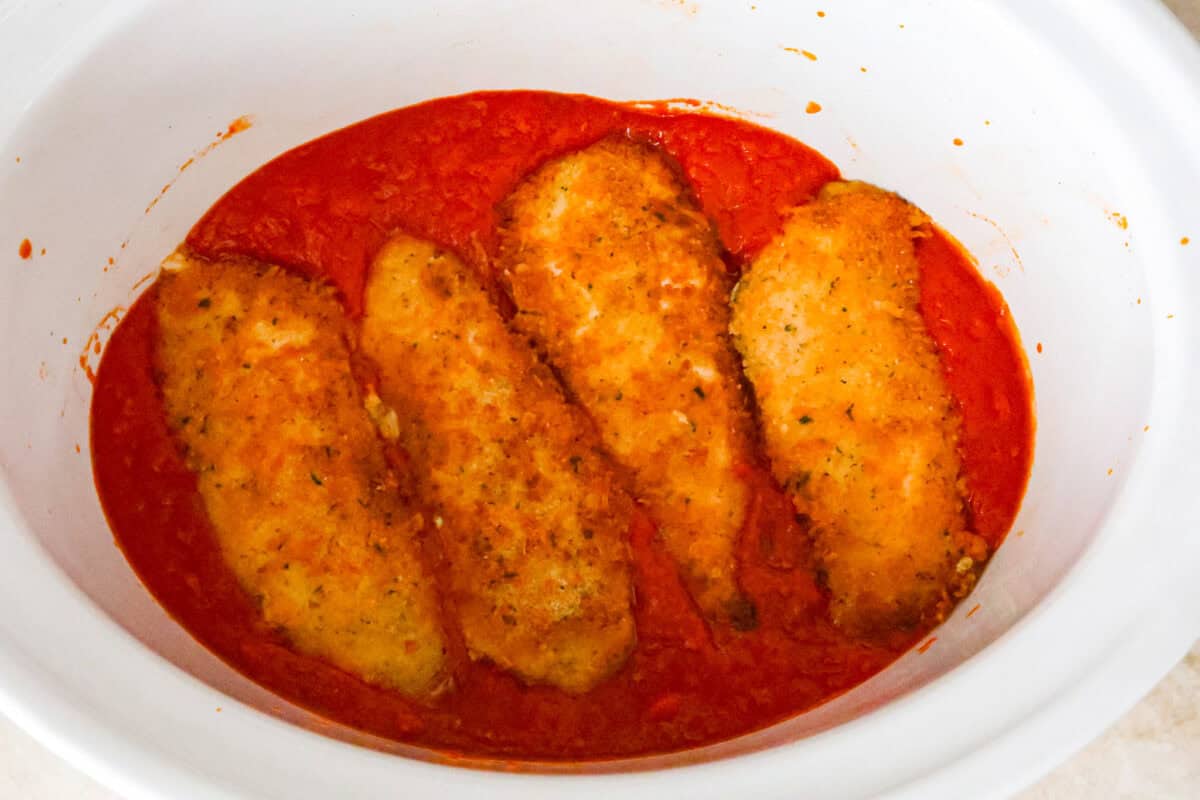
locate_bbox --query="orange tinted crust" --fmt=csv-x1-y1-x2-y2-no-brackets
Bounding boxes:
361,233,636,692
731,182,988,636
498,138,758,629
154,251,448,696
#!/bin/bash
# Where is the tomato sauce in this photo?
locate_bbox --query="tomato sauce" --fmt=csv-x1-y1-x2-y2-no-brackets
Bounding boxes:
917,229,1034,544
91,91,1033,760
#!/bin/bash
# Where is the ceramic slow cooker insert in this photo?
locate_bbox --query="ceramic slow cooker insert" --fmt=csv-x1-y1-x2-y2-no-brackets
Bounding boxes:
0,1,1197,798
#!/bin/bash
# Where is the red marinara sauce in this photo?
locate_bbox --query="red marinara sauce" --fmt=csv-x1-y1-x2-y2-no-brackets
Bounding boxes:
91,91,1034,761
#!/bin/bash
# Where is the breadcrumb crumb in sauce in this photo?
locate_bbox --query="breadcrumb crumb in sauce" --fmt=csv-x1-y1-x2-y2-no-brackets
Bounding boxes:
91,91,1033,761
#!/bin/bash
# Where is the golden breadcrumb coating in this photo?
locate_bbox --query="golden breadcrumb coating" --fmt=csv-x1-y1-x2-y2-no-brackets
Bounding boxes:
730,181,988,636
155,250,448,696
498,138,757,628
360,233,636,692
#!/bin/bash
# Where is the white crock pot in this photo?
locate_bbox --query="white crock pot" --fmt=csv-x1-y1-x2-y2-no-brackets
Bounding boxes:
1,1,1198,797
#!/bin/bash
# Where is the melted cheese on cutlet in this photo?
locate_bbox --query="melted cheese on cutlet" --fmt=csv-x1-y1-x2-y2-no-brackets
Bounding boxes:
730,181,988,636
497,138,757,628
155,251,448,696
360,233,636,693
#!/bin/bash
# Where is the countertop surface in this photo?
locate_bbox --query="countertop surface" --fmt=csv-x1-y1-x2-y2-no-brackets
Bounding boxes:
3,2,1198,798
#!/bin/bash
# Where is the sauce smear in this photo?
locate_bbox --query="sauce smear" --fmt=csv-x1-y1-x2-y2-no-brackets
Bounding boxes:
92,91,1032,761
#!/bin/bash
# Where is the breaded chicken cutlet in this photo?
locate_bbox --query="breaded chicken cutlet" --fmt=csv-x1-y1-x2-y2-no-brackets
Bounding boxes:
729,181,988,637
155,251,448,697
360,233,636,693
497,138,758,629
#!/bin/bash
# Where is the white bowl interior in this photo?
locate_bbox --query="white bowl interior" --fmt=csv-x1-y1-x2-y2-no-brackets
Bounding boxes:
0,0,1189,782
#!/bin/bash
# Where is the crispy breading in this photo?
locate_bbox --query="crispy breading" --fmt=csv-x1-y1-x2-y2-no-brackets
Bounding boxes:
730,181,988,636
497,138,757,628
360,233,636,692
154,250,448,696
